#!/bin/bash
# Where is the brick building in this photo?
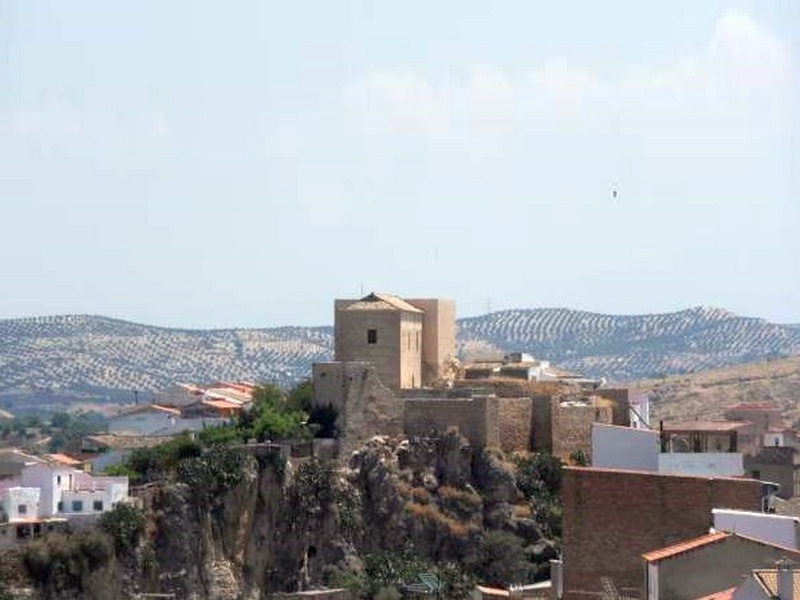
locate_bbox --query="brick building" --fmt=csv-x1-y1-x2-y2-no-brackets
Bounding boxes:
642,532,800,600
560,467,764,599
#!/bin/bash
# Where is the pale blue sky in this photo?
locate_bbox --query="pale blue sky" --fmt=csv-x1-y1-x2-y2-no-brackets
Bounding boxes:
1,1,797,327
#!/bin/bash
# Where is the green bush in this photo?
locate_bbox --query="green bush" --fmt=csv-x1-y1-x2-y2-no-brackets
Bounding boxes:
99,503,145,554
176,446,246,505
125,433,203,483
23,530,114,595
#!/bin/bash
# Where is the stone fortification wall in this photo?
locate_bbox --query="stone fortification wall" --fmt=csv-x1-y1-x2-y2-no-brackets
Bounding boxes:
312,362,403,458
496,398,534,453
553,404,613,461
403,396,500,448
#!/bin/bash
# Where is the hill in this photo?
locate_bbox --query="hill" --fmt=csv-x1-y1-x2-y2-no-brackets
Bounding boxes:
458,307,800,380
640,354,800,424
0,308,798,405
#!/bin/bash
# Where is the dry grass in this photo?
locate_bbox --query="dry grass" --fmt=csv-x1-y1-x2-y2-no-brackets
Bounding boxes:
639,355,800,424
404,501,473,538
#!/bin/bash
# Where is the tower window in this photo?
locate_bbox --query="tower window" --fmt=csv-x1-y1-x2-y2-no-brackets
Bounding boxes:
367,329,377,344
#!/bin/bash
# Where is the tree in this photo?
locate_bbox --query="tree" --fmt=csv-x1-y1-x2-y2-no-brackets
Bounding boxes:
286,378,314,412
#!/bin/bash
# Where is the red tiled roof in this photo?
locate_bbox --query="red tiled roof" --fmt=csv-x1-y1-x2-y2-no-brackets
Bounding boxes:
694,587,735,600
753,570,800,597
202,399,242,410
642,531,730,562
43,453,82,466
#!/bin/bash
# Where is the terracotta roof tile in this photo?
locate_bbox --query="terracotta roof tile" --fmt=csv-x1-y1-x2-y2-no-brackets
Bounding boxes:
694,587,736,600
753,570,800,597
642,531,730,562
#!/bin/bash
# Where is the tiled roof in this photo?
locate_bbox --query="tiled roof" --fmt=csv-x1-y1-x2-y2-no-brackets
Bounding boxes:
694,587,735,600
753,569,800,597
113,404,182,418
84,434,174,450
345,292,423,313
662,420,752,432
43,453,82,466
202,398,242,410
642,531,730,562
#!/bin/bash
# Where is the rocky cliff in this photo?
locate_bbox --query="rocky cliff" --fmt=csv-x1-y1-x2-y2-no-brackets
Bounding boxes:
2,435,560,599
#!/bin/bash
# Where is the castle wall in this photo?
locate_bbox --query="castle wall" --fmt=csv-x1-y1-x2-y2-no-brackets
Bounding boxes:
405,299,456,385
403,396,500,448
496,398,535,453
334,309,405,390
554,404,613,461
398,313,423,389
312,362,403,457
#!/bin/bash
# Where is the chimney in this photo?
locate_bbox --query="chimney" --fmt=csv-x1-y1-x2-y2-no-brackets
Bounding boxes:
778,561,794,600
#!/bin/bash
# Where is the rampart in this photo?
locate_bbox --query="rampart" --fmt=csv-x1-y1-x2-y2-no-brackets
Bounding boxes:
403,396,500,448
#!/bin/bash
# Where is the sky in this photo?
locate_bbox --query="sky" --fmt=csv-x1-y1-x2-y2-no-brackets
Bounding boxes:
1,1,798,328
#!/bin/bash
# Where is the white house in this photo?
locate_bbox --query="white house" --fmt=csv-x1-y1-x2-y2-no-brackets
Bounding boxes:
0,450,129,523
591,422,746,477
109,403,227,436
0,487,40,521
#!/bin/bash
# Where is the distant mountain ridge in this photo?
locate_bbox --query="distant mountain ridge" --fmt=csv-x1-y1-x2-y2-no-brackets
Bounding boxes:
1,307,799,400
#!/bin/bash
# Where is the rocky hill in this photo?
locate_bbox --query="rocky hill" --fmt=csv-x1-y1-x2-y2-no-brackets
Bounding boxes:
0,308,798,402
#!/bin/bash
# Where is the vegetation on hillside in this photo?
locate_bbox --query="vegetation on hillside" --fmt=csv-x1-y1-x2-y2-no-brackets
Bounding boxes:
2,309,798,408
641,354,800,423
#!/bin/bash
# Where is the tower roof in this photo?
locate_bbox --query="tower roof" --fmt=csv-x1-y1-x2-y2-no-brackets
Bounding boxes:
344,292,423,313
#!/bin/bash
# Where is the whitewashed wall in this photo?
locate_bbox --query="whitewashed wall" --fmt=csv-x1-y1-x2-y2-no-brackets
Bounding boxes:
591,423,660,471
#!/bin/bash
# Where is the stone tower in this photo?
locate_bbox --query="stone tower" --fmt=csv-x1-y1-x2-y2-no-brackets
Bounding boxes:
334,292,455,389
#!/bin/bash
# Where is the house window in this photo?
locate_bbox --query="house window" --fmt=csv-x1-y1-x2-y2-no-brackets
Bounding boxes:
416,331,419,350
367,329,377,345
56,475,61,485
93,500,103,512
17,504,27,515
71,500,83,513
57,502,64,513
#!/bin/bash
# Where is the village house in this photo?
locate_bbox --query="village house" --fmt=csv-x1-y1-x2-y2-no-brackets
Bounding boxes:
642,532,800,600
108,402,228,436
556,466,764,599
0,449,129,547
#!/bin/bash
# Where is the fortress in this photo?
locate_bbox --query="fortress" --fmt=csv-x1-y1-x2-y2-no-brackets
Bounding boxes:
314,292,629,458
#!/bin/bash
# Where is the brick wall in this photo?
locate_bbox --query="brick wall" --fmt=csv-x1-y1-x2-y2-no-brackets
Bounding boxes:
561,467,763,599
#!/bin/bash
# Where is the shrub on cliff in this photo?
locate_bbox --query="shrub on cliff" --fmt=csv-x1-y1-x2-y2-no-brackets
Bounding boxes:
513,453,563,540
99,502,145,554
22,530,115,598
175,445,247,505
